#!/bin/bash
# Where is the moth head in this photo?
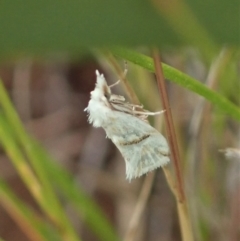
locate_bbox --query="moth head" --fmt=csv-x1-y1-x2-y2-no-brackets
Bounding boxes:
90,70,111,104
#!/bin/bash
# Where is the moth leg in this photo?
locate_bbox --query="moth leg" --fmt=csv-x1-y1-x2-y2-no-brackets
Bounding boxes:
131,109,166,116
109,80,120,88
146,110,166,116
132,105,143,111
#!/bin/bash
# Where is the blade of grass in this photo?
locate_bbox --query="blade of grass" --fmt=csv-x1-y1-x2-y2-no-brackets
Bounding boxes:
0,119,119,241
110,47,240,122
0,114,46,209
0,80,119,241
0,178,61,241
0,80,118,241
151,0,218,61
0,113,80,241
0,81,80,241
0,81,60,220
28,141,120,241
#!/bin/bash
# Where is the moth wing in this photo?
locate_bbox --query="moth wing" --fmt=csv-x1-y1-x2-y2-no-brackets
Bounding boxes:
116,133,170,180
104,112,170,180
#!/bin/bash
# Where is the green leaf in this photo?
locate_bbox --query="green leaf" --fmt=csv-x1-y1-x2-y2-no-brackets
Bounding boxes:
110,47,240,122
0,0,239,59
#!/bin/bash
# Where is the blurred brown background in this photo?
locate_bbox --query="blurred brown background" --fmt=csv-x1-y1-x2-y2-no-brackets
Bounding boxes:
0,51,239,241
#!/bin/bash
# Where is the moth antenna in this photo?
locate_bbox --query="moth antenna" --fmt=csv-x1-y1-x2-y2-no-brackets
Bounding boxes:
109,61,128,89
109,79,120,88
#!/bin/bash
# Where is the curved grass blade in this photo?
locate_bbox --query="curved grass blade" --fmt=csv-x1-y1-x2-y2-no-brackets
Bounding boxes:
0,178,61,241
0,80,119,241
110,47,240,122
0,81,80,241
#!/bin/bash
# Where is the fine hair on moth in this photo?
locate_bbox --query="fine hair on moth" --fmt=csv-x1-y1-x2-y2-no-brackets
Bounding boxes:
85,68,170,181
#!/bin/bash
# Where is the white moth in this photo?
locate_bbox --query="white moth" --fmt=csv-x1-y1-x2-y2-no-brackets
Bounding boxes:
85,70,170,181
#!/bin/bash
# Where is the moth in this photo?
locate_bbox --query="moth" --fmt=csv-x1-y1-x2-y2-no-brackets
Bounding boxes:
85,70,170,181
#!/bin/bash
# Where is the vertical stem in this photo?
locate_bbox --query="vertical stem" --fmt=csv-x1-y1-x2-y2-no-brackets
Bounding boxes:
152,49,193,241
152,49,185,202
123,172,155,241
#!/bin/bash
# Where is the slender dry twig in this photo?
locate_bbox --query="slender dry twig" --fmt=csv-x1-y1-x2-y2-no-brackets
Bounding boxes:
186,48,233,239
220,147,240,241
152,50,185,202
108,56,158,241
123,172,155,241
152,48,193,241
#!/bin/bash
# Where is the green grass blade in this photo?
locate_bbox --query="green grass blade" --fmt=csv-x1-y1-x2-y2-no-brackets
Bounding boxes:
0,113,46,208
0,114,80,241
0,178,61,241
110,47,240,122
24,140,120,241
0,80,119,241
0,82,81,241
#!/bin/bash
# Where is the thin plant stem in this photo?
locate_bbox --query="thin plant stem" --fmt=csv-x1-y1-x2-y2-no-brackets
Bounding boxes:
152,48,194,241
186,47,233,239
108,56,157,241
152,49,184,202
123,172,155,241
110,47,240,122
